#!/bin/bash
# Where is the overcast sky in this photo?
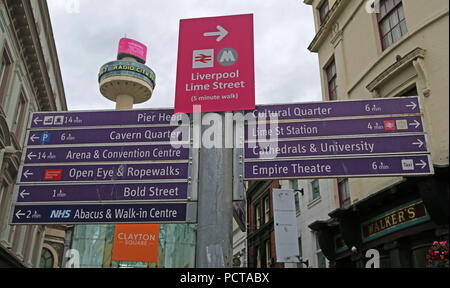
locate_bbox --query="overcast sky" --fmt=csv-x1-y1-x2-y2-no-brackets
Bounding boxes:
47,0,322,111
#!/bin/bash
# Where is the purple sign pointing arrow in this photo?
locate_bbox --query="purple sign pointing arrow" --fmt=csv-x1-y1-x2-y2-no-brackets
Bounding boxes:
24,144,189,164
245,135,428,159
19,162,188,183
11,202,195,224
245,116,424,140
244,154,432,180
15,182,188,203
29,108,183,129
27,126,189,146
251,96,420,121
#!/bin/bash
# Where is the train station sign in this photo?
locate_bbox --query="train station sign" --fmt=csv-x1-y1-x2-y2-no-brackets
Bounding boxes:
175,13,255,113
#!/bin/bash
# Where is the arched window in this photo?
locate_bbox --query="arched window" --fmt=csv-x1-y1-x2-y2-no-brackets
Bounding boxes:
39,248,54,268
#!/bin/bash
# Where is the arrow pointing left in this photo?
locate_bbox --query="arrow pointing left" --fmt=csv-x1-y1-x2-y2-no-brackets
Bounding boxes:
20,190,30,199
27,152,36,161
23,170,34,179
33,117,43,125
15,210,25,219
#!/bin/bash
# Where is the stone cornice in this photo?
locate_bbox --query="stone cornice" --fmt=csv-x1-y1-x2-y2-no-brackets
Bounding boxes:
366,47,426,92
307,0,350,53
4,0,59,111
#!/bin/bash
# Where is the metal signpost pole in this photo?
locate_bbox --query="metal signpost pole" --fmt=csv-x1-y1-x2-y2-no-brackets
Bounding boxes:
195,112,233,268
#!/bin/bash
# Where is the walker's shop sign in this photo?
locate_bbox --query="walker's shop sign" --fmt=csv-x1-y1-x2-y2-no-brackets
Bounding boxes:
15,182,188,203
19,162,189,183
244,154,433,180
11,202,197,224
361,200,430,243
175,13,255,113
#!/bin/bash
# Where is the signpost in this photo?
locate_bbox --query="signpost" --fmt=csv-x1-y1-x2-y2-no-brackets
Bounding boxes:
174,14,255,113
8,11,435,270
272,189,300,263
11,106,197,225
29,108,181,129
11,202,197,224
243,96,433,181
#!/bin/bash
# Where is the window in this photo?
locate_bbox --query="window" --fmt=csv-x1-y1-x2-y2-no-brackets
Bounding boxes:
12,92,28,140
297,237,303,268
377,0,407,50
255,203,261,230
318,0,329,24
294,192,300,213
338,178,351,208
263,196,270,224
256,246,262,268
311,180,320,200
0,48,13,107
315,234,327,268
400,86,418,97
39,248,54,268
325,59,337,100
264,240,271,268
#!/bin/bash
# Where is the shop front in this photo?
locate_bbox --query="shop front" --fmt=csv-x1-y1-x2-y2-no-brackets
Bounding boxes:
310,167,449,268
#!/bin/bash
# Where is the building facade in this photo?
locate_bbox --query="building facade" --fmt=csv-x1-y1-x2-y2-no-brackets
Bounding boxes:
0,0,66,267
246,180,286,268
302,0,449,267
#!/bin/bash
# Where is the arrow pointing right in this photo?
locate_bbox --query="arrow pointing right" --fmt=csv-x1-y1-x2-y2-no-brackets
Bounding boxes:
203,25,229,42
406,102,417,110
412,139,424,148
409,120,421,129
415,160,428,169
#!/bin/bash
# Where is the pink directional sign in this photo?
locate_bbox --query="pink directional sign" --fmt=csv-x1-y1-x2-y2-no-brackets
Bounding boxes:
175,14,255,113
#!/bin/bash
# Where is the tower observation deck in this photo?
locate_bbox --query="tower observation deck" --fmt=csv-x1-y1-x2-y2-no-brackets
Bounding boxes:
98,38,156,109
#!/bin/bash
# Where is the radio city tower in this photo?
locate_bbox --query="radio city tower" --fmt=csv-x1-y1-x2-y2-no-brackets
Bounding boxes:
98,38,156,110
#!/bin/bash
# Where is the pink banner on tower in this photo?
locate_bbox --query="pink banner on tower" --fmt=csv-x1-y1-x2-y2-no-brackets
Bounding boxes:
118,38,147,63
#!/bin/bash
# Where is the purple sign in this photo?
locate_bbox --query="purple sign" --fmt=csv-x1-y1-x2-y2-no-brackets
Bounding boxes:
251,97,420,121
245,135,428,159
29,109,183,129
24,144,189,164
244,154,432,180
26,125,189,146
19,162,188,183
15,182,188,203
11,202,194,224
245,116,424,140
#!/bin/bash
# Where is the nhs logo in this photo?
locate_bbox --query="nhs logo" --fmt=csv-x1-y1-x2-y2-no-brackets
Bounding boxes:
50,209,72,219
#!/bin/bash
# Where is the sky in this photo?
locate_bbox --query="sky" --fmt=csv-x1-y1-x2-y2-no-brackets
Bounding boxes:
47,0,322,111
